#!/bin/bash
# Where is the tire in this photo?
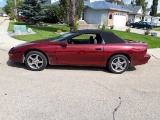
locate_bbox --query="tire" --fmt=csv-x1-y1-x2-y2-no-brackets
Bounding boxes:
25,51,47,71
143,27,147,30
130,25,133,28
108,55,129,74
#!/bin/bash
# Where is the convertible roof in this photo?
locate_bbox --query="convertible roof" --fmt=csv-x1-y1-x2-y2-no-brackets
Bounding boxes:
75,30,125,44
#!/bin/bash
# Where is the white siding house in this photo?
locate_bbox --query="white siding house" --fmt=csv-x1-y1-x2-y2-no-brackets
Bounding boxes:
151,17,160,26
84,7,108,25
144,8,152,23
122,5,143,23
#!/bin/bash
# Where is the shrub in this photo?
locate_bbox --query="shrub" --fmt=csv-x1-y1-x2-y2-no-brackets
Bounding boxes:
101,24,106,31
144,29,150,35
57,30,62,33
126,28,131,32
74,22,78,31
8,13,16,20
110,25,114,30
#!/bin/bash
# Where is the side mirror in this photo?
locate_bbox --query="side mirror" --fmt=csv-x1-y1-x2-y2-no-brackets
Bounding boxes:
60,41,67,47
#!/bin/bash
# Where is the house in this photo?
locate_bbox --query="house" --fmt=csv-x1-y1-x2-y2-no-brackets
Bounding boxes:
144,8,152,23
122,4,143,23
151,17,160,26
0,9,7,17
84,1,129,27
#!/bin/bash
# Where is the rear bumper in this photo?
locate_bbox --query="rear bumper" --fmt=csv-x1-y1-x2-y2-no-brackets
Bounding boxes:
131,53,151,66
142,53,151,64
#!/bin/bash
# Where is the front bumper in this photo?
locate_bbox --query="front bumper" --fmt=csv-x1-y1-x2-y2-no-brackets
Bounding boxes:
8,47,24,63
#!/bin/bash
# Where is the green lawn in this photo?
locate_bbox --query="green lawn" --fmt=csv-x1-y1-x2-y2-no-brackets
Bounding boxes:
153,27,160,31
8,22,160,48
8,22,69,41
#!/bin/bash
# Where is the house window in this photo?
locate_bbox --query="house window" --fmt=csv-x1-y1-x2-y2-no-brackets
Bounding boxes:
159,19,160,21
109,14,112,19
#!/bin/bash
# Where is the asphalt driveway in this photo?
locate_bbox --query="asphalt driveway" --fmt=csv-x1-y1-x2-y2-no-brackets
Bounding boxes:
0,48,160,120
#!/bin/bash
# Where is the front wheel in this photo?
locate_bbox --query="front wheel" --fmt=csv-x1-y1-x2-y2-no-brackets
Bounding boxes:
143,27,147,30
108,55,129,74
130,25,133,28
25,51,47,71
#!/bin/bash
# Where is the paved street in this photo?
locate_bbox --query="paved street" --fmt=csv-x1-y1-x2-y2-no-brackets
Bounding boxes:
1,46,160,120
0,19,160,120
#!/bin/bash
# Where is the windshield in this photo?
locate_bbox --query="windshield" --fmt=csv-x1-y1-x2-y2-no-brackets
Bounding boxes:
49,33,75,42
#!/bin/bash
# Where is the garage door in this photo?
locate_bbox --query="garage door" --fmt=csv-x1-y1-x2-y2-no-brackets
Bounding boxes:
113,12,126,27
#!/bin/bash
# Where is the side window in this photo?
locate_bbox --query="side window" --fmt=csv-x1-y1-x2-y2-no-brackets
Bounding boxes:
67,34,105,44
109,14,112,19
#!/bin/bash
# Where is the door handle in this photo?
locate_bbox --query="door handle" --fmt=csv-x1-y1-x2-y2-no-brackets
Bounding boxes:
95,48,102,50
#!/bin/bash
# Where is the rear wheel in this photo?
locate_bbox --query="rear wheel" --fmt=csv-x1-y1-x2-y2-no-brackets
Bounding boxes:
108,55,129,74
25,51,47,71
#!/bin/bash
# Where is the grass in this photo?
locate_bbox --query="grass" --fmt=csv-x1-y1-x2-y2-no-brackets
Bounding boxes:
8,22,160,48
111,30,160,48
8,22,69,41
153,27,160,31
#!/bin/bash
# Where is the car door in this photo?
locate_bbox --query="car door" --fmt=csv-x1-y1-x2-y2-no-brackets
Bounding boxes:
56,34,104,66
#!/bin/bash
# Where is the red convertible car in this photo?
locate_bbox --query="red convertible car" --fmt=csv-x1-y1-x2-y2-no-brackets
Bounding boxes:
8,30,150,74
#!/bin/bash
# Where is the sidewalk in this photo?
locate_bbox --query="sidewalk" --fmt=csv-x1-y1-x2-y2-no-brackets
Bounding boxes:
0,19,25,50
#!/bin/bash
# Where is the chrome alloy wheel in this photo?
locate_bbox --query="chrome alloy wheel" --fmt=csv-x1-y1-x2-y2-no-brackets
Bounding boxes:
27,54,44,70
111,57,127,73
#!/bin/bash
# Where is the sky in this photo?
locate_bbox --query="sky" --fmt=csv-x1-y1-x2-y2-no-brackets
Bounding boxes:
123,0,160,12
0,0,160,12
0,0,6,7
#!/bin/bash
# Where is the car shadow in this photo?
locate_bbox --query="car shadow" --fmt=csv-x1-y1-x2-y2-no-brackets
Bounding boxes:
45,65,136,73
127,66,136,71
7,60,136,73
7,60,27,70
46,65,111,72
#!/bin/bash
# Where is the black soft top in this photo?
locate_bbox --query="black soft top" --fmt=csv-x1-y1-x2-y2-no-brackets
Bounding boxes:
75,29,125,44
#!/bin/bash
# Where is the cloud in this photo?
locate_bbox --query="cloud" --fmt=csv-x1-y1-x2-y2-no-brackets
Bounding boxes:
0,0,2,2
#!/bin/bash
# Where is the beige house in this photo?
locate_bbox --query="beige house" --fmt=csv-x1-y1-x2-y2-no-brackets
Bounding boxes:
83,0,129,27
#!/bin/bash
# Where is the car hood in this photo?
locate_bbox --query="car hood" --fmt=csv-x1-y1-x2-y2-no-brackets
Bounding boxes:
16,39,50,47
29,39,49,43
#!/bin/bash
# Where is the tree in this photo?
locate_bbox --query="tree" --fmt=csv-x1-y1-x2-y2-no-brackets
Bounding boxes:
131,0,135,5
60,0,69,24
60,0,84,32
156,13,160,17
135,0,148,20
43,4,63,23
19,0,47,24
150,0,158,16
3,0,22,15
75,0,84,19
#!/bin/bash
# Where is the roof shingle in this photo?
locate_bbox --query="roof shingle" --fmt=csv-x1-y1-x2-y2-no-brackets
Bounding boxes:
85,1,130,12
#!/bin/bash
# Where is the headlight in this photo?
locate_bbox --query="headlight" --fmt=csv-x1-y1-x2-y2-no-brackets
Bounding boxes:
8,47,14,56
